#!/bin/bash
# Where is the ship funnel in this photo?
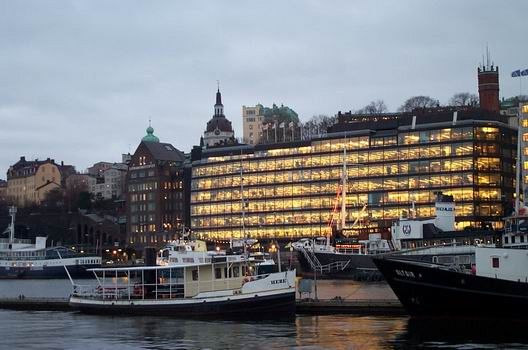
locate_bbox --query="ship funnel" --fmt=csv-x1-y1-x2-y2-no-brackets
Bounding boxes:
434,193,455,231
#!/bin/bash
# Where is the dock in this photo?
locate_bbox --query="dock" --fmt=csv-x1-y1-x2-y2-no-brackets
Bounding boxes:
0,297,70,311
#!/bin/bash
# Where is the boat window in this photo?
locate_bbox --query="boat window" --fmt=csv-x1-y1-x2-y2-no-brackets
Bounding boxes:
224,267,229,278
215,268,222,279
512,236,516,244
521,236,525,243
192,270,199,281
492,257,500,268
504,236,509,244
233,266,240,277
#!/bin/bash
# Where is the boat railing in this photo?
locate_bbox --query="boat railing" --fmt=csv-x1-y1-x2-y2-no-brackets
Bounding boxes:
71,270,277,302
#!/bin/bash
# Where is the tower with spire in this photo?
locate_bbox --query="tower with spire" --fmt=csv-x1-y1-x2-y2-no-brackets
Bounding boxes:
203,85,235,148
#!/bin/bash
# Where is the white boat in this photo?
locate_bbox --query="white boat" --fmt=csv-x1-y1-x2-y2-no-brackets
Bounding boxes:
0,207,101,279
158,238,276,274
69,254,296,318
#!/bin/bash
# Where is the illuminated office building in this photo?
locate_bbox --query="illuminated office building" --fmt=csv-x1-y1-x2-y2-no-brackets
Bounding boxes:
190,106,516,241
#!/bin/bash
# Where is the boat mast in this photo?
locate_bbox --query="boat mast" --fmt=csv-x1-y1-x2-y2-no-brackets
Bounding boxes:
9,206,16,244
516,105,522,214
340,139,348,233
240,152,247,257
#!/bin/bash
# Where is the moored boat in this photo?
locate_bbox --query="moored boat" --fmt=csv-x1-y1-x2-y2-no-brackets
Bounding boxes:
373,215,528,319
69,254,296,318
0,207,101,279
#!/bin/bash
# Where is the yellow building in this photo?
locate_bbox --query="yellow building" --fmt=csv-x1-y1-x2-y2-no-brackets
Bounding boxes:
6,157,69,207
242,105,264,145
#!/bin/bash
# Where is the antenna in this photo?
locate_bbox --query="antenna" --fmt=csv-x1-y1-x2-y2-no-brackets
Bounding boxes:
486,43,490,69
217,80,220,91
148,118,152,127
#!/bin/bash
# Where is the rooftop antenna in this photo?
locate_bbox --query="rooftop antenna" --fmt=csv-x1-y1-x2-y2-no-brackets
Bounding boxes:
486,43,490,68
148,118,152,127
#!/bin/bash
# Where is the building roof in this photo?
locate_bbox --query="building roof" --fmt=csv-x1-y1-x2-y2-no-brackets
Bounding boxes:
7,157,74,180
142,141,185,162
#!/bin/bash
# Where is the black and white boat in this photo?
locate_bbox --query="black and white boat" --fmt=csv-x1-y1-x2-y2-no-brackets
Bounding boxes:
0,207,101,279
293,193,490,280
373,214,528,319
69,253,296,318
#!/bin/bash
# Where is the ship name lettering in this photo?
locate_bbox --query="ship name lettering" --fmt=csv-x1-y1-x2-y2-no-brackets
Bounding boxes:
271,279,287,285
395,269,416,278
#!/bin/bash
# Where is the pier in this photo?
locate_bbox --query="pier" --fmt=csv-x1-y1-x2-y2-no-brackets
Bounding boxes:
0,297,70,311
0,279,404,315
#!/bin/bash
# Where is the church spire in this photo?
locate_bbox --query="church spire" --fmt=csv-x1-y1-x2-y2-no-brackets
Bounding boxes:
214,83,224,117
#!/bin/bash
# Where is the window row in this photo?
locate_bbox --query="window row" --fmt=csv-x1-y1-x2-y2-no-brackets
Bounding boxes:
191,188,502,216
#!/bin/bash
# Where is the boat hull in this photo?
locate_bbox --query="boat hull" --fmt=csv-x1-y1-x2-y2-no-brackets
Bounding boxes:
70,290,296,318
0,264,100,279
373,256,528,319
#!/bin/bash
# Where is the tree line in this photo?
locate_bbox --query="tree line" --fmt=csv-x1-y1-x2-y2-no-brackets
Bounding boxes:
304,92,480,132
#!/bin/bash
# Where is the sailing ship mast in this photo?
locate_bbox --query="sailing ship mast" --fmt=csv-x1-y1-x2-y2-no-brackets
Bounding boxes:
9,206,16,245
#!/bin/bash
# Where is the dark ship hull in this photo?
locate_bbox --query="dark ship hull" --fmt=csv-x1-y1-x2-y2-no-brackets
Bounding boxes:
71,291,296,319
0,263,100,279
373,256,528,319
297,251,383,281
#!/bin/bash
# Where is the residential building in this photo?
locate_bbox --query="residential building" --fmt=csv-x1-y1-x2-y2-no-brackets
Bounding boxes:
243,103,301,145
0,180,6,202
242,104,265,145
89,163,128,200
6,157,74,207
126,125,186,248
87,162,113,177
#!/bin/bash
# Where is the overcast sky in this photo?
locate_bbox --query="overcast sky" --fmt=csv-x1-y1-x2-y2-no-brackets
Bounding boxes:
1,1,527,176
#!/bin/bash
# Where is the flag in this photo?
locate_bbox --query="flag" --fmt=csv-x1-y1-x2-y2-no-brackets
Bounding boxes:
512,70,521,77
262,123,268,130
522,69,528,77
288,122,294,128
271,122,276,129
279,122,285,128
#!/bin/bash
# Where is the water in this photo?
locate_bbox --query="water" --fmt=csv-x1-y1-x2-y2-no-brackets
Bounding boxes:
2,280,528,349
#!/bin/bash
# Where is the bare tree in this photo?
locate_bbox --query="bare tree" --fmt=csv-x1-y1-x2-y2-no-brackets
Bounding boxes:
449,92,479,107
398,96,440,112
303,114,337,137
356,100,388,114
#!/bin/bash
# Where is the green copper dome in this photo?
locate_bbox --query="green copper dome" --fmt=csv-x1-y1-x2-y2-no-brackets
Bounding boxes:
142,125,160,143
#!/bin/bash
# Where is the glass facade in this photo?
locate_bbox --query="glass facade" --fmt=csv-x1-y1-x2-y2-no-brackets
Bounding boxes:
191,123,515,241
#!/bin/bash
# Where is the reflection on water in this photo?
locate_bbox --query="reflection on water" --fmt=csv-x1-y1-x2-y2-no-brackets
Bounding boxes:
2,310,528,349
2,310,406,350
395,317,528,349
2,279,528,349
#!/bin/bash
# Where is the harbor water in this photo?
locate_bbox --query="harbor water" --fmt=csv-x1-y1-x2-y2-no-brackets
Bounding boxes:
2,279,528,349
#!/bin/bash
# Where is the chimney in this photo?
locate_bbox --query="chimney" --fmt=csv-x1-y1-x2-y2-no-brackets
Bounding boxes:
20,156,26,162
477,64,500,113
61,161,64,166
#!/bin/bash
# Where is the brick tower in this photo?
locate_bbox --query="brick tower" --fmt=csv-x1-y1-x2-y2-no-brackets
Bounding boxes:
478,60,500,113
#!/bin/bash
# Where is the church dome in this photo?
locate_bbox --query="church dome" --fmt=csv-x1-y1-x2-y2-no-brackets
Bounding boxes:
206,116,233,133
205,88,234,133
142,124,160,143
